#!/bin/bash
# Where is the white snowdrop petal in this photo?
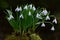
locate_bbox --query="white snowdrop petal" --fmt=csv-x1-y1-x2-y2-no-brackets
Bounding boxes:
46,16,50,20
33,6,36,11
19,14,24,19
41,23,45,27
36,13,42,19
52,18,57,24
28,11,31,16
8,15,14,20
41,9,48,15
29,4,32,9
36,13,40,18
15,6,20,12
24,5,28,9
20,7,22,11
10,15,14,18
51,26,55,31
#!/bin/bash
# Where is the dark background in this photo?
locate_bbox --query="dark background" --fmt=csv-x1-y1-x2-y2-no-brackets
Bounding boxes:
0,0,60,40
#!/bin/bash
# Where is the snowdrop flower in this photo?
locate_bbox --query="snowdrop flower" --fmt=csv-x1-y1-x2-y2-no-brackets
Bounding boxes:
28,11,31,16
8,15,14,20
46,15,50,20
51,26,55,31
19,6,22,11
15,6,22,12
29,4,32,9
19,14,24,19
36,13,40,18
41,9,48,15
33,6,36,11
36,13,42,19
24,5,28,9
52,18,57,24
41,23,45,27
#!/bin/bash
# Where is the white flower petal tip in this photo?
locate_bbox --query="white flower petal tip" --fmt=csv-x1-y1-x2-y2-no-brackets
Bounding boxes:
33,6,36,11
24,5,28,9
46,16,50,20
41,23,45,27
8,15,14,20
28,11,31,16
19,14,24,19
15,6,21,12
51,26,55,31
29,4,32,9
52,18,57,24
41,9,48,15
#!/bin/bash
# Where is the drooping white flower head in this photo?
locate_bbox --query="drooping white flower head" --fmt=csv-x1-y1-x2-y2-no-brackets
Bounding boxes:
24,5,28,10
51,26,55,31
29,4,32,9
41,23,45,27
19,14,24,19
46,15,50,20
36,13,42,19
28,11,31,16
41,9,48,15
20,6,22,11
33,6,36,11
8,15,14,20
36,13,40,18
52,18,57,24
15,6,21,12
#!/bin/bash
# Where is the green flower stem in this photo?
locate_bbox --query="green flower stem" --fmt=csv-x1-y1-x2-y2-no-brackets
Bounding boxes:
45,22,54,26
32,16,35,32
19,20,21,35
16,12,19,33
22,30,25,36
50,15,56,18
34,22,42,31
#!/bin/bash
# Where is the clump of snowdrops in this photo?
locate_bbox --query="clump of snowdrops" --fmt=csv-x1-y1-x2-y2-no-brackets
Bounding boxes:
5,4,57,35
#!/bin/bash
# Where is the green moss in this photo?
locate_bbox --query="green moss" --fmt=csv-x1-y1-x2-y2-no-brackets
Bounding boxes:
5,33,42,40
30,34,42,40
